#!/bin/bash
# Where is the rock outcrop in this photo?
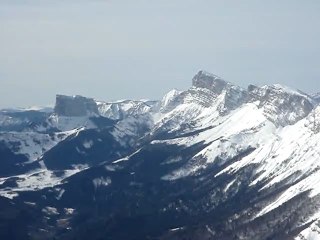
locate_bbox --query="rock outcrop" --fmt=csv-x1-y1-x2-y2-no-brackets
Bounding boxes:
192,70,228,94
54,95,99,117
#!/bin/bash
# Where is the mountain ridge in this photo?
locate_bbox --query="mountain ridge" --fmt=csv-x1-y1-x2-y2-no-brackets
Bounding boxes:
0,70,320,240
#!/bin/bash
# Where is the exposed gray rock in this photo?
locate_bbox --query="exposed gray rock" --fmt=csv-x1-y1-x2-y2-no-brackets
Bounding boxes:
191,71,314,126
191,70,249,114
192,70,228,95
247,84,259,92
248,85,314,126
219,85,249,115
54,95,99,117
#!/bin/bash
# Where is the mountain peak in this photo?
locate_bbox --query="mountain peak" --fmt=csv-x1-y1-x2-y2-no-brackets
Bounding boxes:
247,84,314,126
195,70,222,79
192,70,229,94
267,84,310,99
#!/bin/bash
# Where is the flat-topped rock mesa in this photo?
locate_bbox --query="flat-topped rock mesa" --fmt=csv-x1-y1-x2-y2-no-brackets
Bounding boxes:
54,95,99,117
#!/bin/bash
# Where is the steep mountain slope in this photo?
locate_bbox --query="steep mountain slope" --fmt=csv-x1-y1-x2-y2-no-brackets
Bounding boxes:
0,70,320,239
0,94,155,198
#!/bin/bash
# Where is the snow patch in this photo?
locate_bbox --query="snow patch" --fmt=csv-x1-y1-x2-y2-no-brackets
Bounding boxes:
42,206,59,216
92,177,111,189
83,140,94,149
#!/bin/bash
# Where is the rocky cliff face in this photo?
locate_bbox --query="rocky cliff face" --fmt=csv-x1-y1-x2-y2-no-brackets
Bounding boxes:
191,71,249,114
248,84,314,126
54,95,99,117
192,71,314,126
192,70,228,94
1,71,320,240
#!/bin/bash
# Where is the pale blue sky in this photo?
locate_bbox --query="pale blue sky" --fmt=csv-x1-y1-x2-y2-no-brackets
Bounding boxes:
1,0,320,108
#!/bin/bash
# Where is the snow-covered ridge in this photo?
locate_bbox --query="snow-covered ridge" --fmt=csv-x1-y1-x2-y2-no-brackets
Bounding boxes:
1,70,320,239
271,84,310,98
150,71,316,139
248,84,314,126
97,99,157,120
159,89,182,112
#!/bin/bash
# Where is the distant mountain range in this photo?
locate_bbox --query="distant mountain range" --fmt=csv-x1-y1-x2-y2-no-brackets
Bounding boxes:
1,70,320,240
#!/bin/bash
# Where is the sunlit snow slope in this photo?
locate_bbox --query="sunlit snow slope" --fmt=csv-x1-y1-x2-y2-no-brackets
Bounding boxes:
1,70,320,240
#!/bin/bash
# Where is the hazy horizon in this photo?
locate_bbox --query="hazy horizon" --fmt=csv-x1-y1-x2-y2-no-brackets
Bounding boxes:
1,0,320,108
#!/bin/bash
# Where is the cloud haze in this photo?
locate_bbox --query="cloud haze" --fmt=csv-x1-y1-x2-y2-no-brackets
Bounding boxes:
1,0,320,108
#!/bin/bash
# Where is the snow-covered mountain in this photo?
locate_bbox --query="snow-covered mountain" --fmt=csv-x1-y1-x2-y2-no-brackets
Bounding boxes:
97,99,158,120
0,70,320,240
